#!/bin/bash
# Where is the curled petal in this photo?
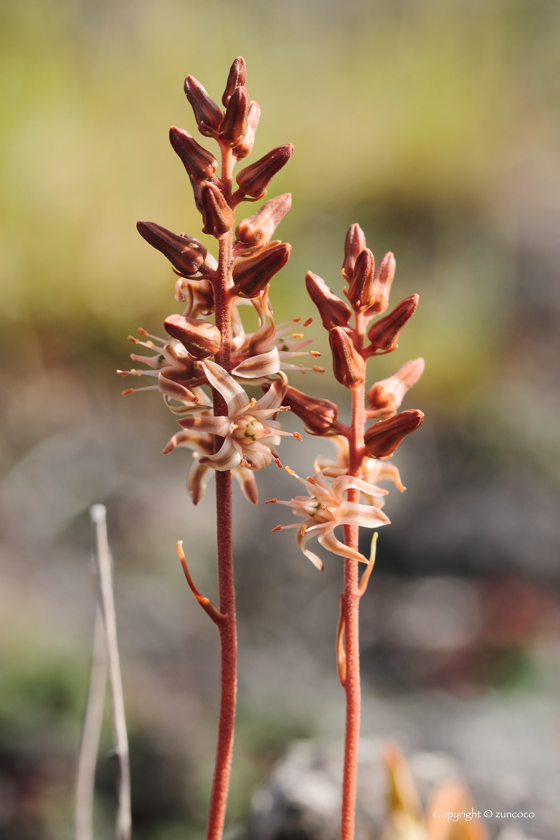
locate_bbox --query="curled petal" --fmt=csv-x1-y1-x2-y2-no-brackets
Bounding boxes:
253,371,288,412
332,475,388,499
296,523,326,571
158,368,197,402
233,465,259,504
232,348,281,379
199,436,242,471
317,528,369,564
202,359,249,415
187,459,213,505
162,429,213,455
243,443,273,471
337,502,391,529
178,415,231,437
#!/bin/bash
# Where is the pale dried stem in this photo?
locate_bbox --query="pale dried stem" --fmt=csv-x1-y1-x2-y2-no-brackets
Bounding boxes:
90,504,131,840
75,606,108,840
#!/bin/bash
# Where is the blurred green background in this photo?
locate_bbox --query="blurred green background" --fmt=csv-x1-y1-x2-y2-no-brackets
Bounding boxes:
1,0,560,837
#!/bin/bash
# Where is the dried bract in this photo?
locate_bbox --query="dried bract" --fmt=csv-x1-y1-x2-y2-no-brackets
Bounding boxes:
232,101,260,159
231,242,291,298
366,294,419,353
341,224,367,282
346,248,375,312
184,75,223,137
164,313,221,360
283,386,339,435
222,56,247,107
169,127,218,183
235,194,292,253
367,358,424,418
370,251,396,314
236,144,294,199
219,86,250,146
201,183,235,238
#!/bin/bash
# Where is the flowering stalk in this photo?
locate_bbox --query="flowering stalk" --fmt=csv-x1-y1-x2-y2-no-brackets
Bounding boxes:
124,58,319,840
272,225,424,840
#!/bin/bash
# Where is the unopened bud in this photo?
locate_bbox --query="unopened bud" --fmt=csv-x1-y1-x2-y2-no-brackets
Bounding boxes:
367,358,425,417
236,144,294,199
222,56,247,107
346,248,375,312
184,75,223,138
232,242,291,298
232,101,260,159
169,127,218,183
329,327,366,389
200,183,235,238
163,313,221,360
283,386,339,435
219,86,250,146
370,252,396,314
235,194,292,253
137,222,207,276
367,294,419,353
364,409,424,459
305,272,352,330
342,224,367,282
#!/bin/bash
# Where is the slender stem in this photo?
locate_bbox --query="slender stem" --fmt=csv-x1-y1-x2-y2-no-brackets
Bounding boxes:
340,315,366,840
205,145,237,840
75,606,108,840
90,504,131,840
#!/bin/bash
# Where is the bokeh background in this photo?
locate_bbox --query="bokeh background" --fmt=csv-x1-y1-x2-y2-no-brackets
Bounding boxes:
1,0,560,837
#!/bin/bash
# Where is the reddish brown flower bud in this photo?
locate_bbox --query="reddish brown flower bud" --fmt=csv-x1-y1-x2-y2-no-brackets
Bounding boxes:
184,75,223,138
164,313,221,360
364,409,424,459
370,252,396,314
367,294,419,353
283,386,339,435
346,248,375,312
169,127,218,183
342,224,367,282
329,327,366,389
236,144,294,199
305,272,352,330
232,100,260,159
222,56,247,107
200,183,235,238
219,86,250,146
232,242,291,298
137,222,207,276
367,358,425,418
235,194,292,253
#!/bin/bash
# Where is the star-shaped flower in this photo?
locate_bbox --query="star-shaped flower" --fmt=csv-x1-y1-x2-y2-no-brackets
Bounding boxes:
270,469,390,570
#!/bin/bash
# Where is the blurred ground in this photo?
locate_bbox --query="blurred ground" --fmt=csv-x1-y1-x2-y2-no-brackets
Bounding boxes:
1,0,560,837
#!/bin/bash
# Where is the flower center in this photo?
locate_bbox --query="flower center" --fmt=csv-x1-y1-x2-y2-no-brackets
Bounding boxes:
232,415,267,443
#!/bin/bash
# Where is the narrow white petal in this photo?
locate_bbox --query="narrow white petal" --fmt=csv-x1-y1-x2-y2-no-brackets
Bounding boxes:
232,348,281,379
187,460,213,505
252,371,288,411
332,475,388,499
233,466,259,505
318,528,369,563
199,437,242,471
162,430,212,455
178,415,231,437
296,523,326,571
202,359,249,416
337,501,390,528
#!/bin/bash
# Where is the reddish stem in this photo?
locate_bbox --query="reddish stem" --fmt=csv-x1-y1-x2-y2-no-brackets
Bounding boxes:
340,315,366,840
205,146,237,840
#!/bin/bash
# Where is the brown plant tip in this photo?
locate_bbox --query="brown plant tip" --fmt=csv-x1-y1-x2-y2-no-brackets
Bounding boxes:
184,75,223,138
367,294,419,353
163,313,221,360
367,358,425,417
346,248,375,312
232,101,260,160
222,56,247,107
329,327,366,389
200,183,235,238
235,194,292,253
232,242,291,298
341,223,367,282
283,386,339,435
236,144,294,199
219,86,250,146
364,409,424,459
169,127,218,183
137,221,207,276
370,251,396,314
305,271,352,330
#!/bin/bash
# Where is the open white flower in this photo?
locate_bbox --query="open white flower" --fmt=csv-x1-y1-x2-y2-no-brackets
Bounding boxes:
270,469,390,570
175,360,296,472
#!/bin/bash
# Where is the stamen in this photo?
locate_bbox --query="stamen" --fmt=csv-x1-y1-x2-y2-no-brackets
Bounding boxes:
122,388,134,396
293,432,303,441
249,397,256,407
285,466,295,475
138,328,148,336
265,498,277,504
292,333,304,338
306,477,317,485
117,370,129,376
138,328,166,344
311,351,321,357
313,366,326,373
274,458,283,468
303,317,313,327
300,525,306,536
271,525,282,533
128,335,140,343
293,317,301,323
